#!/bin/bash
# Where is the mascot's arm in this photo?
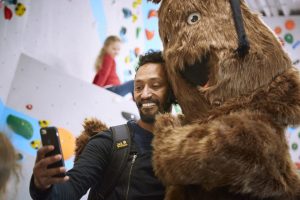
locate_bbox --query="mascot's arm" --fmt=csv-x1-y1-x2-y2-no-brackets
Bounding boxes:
153,112,295,197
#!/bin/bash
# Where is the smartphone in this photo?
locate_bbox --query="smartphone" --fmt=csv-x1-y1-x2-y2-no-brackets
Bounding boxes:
40,126,66,177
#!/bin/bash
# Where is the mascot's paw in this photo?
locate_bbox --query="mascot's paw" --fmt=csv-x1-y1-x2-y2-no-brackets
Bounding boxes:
155,113,181,134
74,117,108,162
82,117,108,136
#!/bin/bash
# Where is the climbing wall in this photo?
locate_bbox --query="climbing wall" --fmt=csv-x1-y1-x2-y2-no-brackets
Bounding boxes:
263,16,300,169
1,54,139,200
90,0,162,82
0,0,100,104
264,17,300,69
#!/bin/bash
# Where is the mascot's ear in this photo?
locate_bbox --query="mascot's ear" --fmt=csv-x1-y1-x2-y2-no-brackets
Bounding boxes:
147,0,161,3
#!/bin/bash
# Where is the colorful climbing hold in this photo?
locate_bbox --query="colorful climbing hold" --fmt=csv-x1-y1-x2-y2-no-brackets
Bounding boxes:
6,115,33,139
133,0,142,8
285,20,295,31
136,27,141,38
132,14,138,23
120,27,127,42
293,41,300,50
39,120,50,128
274,26,282,35
292,143,298,151
120,26,127,36
30,139,41,150
284,33,294,44
134,47,141,57
148,9,157,19
26,104,33,110
4,6,13,20
122,8,132,18
5,0,17,5
57,128,75,160
145,29,154,40
125,56,130,64
15,3,26,17
133,1,138,8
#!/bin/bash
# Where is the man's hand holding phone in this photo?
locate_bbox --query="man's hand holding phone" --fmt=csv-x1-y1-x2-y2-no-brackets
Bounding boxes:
33,145,69,190
33,127,69,190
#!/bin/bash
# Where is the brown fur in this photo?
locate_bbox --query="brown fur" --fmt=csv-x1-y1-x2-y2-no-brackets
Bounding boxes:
148,0,300,199
74,118,108,162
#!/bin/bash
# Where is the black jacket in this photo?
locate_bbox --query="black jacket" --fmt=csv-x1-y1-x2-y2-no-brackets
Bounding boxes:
29,120,165,200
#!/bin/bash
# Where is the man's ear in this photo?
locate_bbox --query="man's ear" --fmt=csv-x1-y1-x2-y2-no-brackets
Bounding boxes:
147,0,161,3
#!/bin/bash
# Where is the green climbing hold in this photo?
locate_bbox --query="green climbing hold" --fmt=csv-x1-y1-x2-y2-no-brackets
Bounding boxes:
6,114,33,139
284,33,294,44
136,27,141,39
292,143,298,151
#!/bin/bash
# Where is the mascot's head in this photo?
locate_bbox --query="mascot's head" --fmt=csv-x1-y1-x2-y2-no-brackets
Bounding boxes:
149,0,292,111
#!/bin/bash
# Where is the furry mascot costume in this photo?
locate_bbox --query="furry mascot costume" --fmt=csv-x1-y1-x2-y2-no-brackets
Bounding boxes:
149,0,300,199
74,118,108,162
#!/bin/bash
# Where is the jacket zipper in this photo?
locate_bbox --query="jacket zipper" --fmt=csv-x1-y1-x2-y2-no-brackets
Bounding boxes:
125,154,137,200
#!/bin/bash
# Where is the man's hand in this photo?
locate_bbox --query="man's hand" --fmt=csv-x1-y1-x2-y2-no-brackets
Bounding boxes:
33,145,69,190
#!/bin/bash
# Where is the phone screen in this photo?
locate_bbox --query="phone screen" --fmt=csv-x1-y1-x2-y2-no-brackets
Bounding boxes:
40,127,66,177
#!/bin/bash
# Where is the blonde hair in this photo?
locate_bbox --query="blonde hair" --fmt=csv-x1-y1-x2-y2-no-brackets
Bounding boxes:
0,133,19,193
94,35,121,72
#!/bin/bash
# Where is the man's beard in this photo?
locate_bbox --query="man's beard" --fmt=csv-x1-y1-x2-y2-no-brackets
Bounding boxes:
137,99,171,124
137,99,160,124
140,113,156,123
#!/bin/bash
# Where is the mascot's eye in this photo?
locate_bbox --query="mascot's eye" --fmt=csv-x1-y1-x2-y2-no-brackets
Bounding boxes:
187,12,201,25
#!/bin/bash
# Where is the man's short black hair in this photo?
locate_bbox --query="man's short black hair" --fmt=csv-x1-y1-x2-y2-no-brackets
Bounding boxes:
135,50,177,105
136,50,164,72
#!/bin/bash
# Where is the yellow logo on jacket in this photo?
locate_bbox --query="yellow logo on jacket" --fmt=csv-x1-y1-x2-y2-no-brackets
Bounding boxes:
116,140,128,149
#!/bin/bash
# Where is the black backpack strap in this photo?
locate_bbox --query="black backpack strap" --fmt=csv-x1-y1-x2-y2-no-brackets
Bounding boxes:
97,124,132,199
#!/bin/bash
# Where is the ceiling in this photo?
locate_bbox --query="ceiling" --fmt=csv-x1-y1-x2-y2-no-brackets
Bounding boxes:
245,0,300,17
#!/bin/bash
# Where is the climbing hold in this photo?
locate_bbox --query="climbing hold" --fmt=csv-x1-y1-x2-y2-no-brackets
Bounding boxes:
6,115,33,139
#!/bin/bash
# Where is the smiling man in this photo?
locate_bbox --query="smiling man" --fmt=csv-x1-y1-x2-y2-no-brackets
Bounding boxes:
30,50,175,200
134,51,174,128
